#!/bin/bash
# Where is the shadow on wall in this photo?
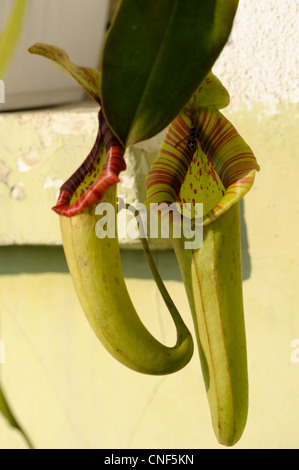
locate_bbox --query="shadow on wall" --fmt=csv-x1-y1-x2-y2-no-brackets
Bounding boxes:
0,199,252,281
0,245,69,274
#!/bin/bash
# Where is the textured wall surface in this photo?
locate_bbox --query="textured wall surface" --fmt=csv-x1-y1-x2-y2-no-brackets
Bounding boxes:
213,0,298,111
0,0,298,450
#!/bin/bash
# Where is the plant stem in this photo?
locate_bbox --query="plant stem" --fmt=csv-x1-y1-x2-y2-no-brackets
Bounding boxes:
124,204,187,333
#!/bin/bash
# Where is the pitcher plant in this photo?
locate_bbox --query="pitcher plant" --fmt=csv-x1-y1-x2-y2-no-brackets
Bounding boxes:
26,0,260,447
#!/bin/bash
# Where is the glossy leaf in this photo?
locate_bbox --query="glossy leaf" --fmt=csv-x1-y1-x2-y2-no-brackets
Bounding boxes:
0,0,27,77
101,0,239,146
28,43,102,104
0,382,34,448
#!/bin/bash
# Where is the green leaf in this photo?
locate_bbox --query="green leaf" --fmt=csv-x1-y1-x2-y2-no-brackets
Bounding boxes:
28,43,102,104
101,0,239,146
0,382,34,449
0,0,28,77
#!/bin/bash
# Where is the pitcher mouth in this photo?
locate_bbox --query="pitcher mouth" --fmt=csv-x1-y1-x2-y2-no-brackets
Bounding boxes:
145,107,260,227
52,110,126,217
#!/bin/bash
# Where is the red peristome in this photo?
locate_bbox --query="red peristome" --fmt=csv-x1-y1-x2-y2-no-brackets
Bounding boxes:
52,110,126,216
